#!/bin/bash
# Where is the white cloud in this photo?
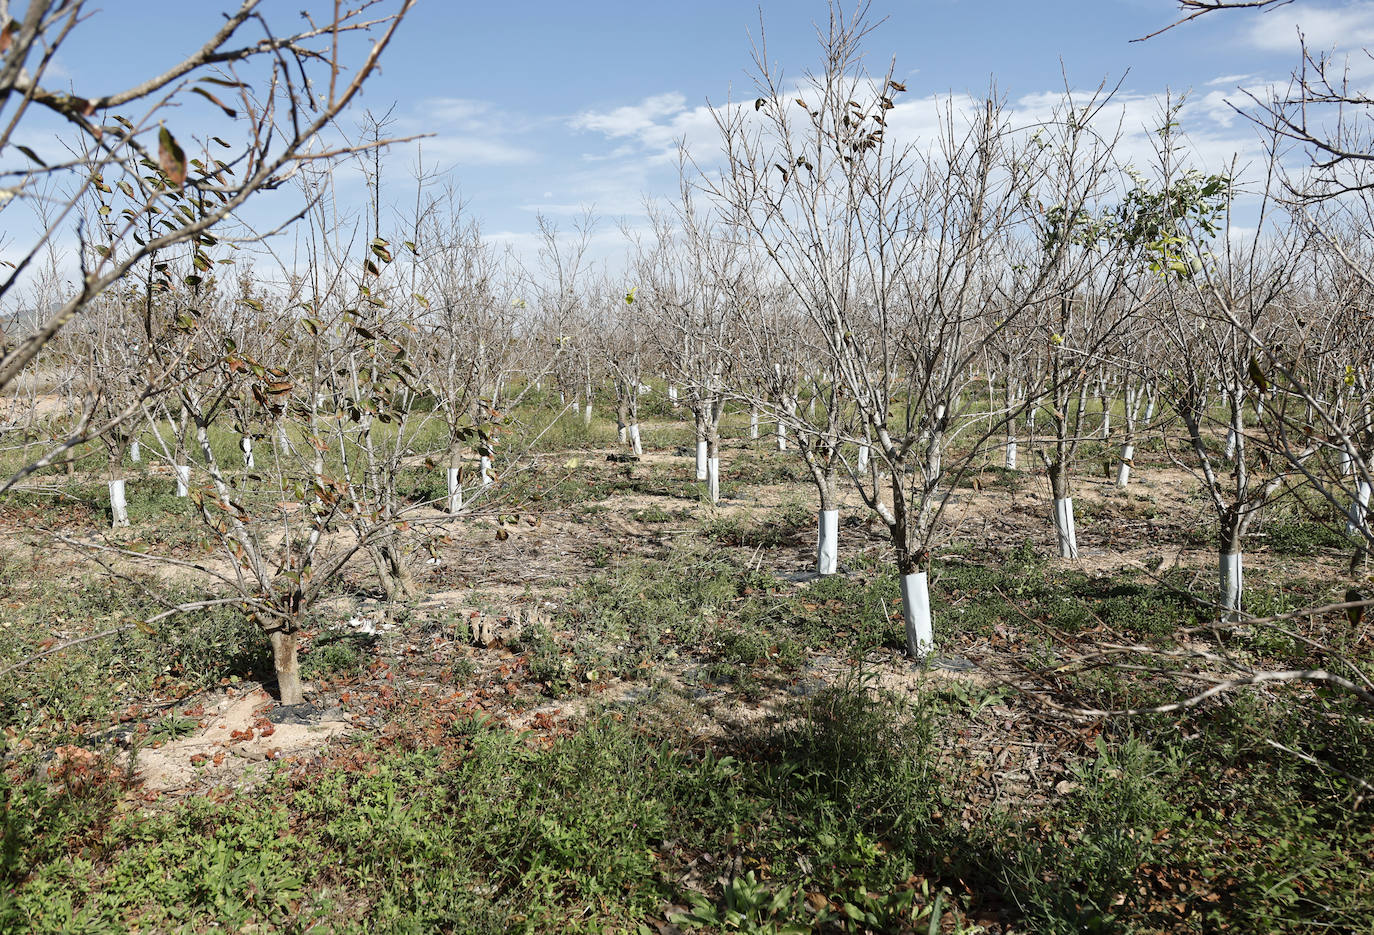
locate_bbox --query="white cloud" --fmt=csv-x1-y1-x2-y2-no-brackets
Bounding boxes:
569,92,726,164
570,92,687,138
1243,1,1374,53
1207,73,1256,86
398,97,540,167
423,136,537,167
427,98,493,129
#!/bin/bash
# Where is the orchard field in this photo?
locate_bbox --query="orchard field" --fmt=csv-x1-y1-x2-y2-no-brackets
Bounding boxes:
1,384,1371,934
3,1,1374,933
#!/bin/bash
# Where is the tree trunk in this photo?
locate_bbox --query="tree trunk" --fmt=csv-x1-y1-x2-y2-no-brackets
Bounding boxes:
383,543,415,599
270,630,303,705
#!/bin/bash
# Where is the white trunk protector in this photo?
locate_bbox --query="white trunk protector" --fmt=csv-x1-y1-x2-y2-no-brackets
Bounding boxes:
901,571,934,657
1224,427,1237,460
816,509,838,575
857,444,870,473
1348,480,1371,538
695,440,708,480
174,464,190,497
130,441,140,463
447,467,463,513
1053,497,1078,559
749,409,758,439
583,403,593,426
776,420,787,451
109,479,129,528
1220,551,1243,617
480,455,492,487
1004,438,1017,471
617,425,627,444
707,456,720,503
241,436,254,469
1115,443,1134,487
630,423,643,456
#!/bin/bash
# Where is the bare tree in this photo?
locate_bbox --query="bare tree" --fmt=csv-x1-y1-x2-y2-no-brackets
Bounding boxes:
708,7,1122,655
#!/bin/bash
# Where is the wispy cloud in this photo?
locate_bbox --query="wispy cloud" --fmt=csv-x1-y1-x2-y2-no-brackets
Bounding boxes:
403,97,540,167
1242,1,1374,53
569,92,724,163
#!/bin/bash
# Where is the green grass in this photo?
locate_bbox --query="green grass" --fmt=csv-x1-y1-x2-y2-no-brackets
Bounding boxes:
6,672,1373,933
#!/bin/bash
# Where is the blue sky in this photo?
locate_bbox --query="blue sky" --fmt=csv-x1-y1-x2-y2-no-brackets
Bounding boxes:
16,1,1374,269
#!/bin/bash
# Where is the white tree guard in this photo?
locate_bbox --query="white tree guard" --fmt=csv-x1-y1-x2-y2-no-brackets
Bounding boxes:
480,455,493,487
1115,443,1134,487
857,444,870,473
1004,438,1017,471
1053,497,1078,559
816,509,838,575
617,425,628,444
130,441,140,463
630,423,643,456
241,436,254,469
109,479,129,528
695,440,708,480
900,571,934,657
447,467,463,514
1348,479,1371,538
749,409,758,439
174,464,191,497
1224,427,1237,460
707,456,720,503
1220,551,1243,618
776,420,787,451
583,402,593,426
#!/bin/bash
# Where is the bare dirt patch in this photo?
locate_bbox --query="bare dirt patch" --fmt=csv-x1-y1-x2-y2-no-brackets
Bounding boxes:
134,685,348,795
